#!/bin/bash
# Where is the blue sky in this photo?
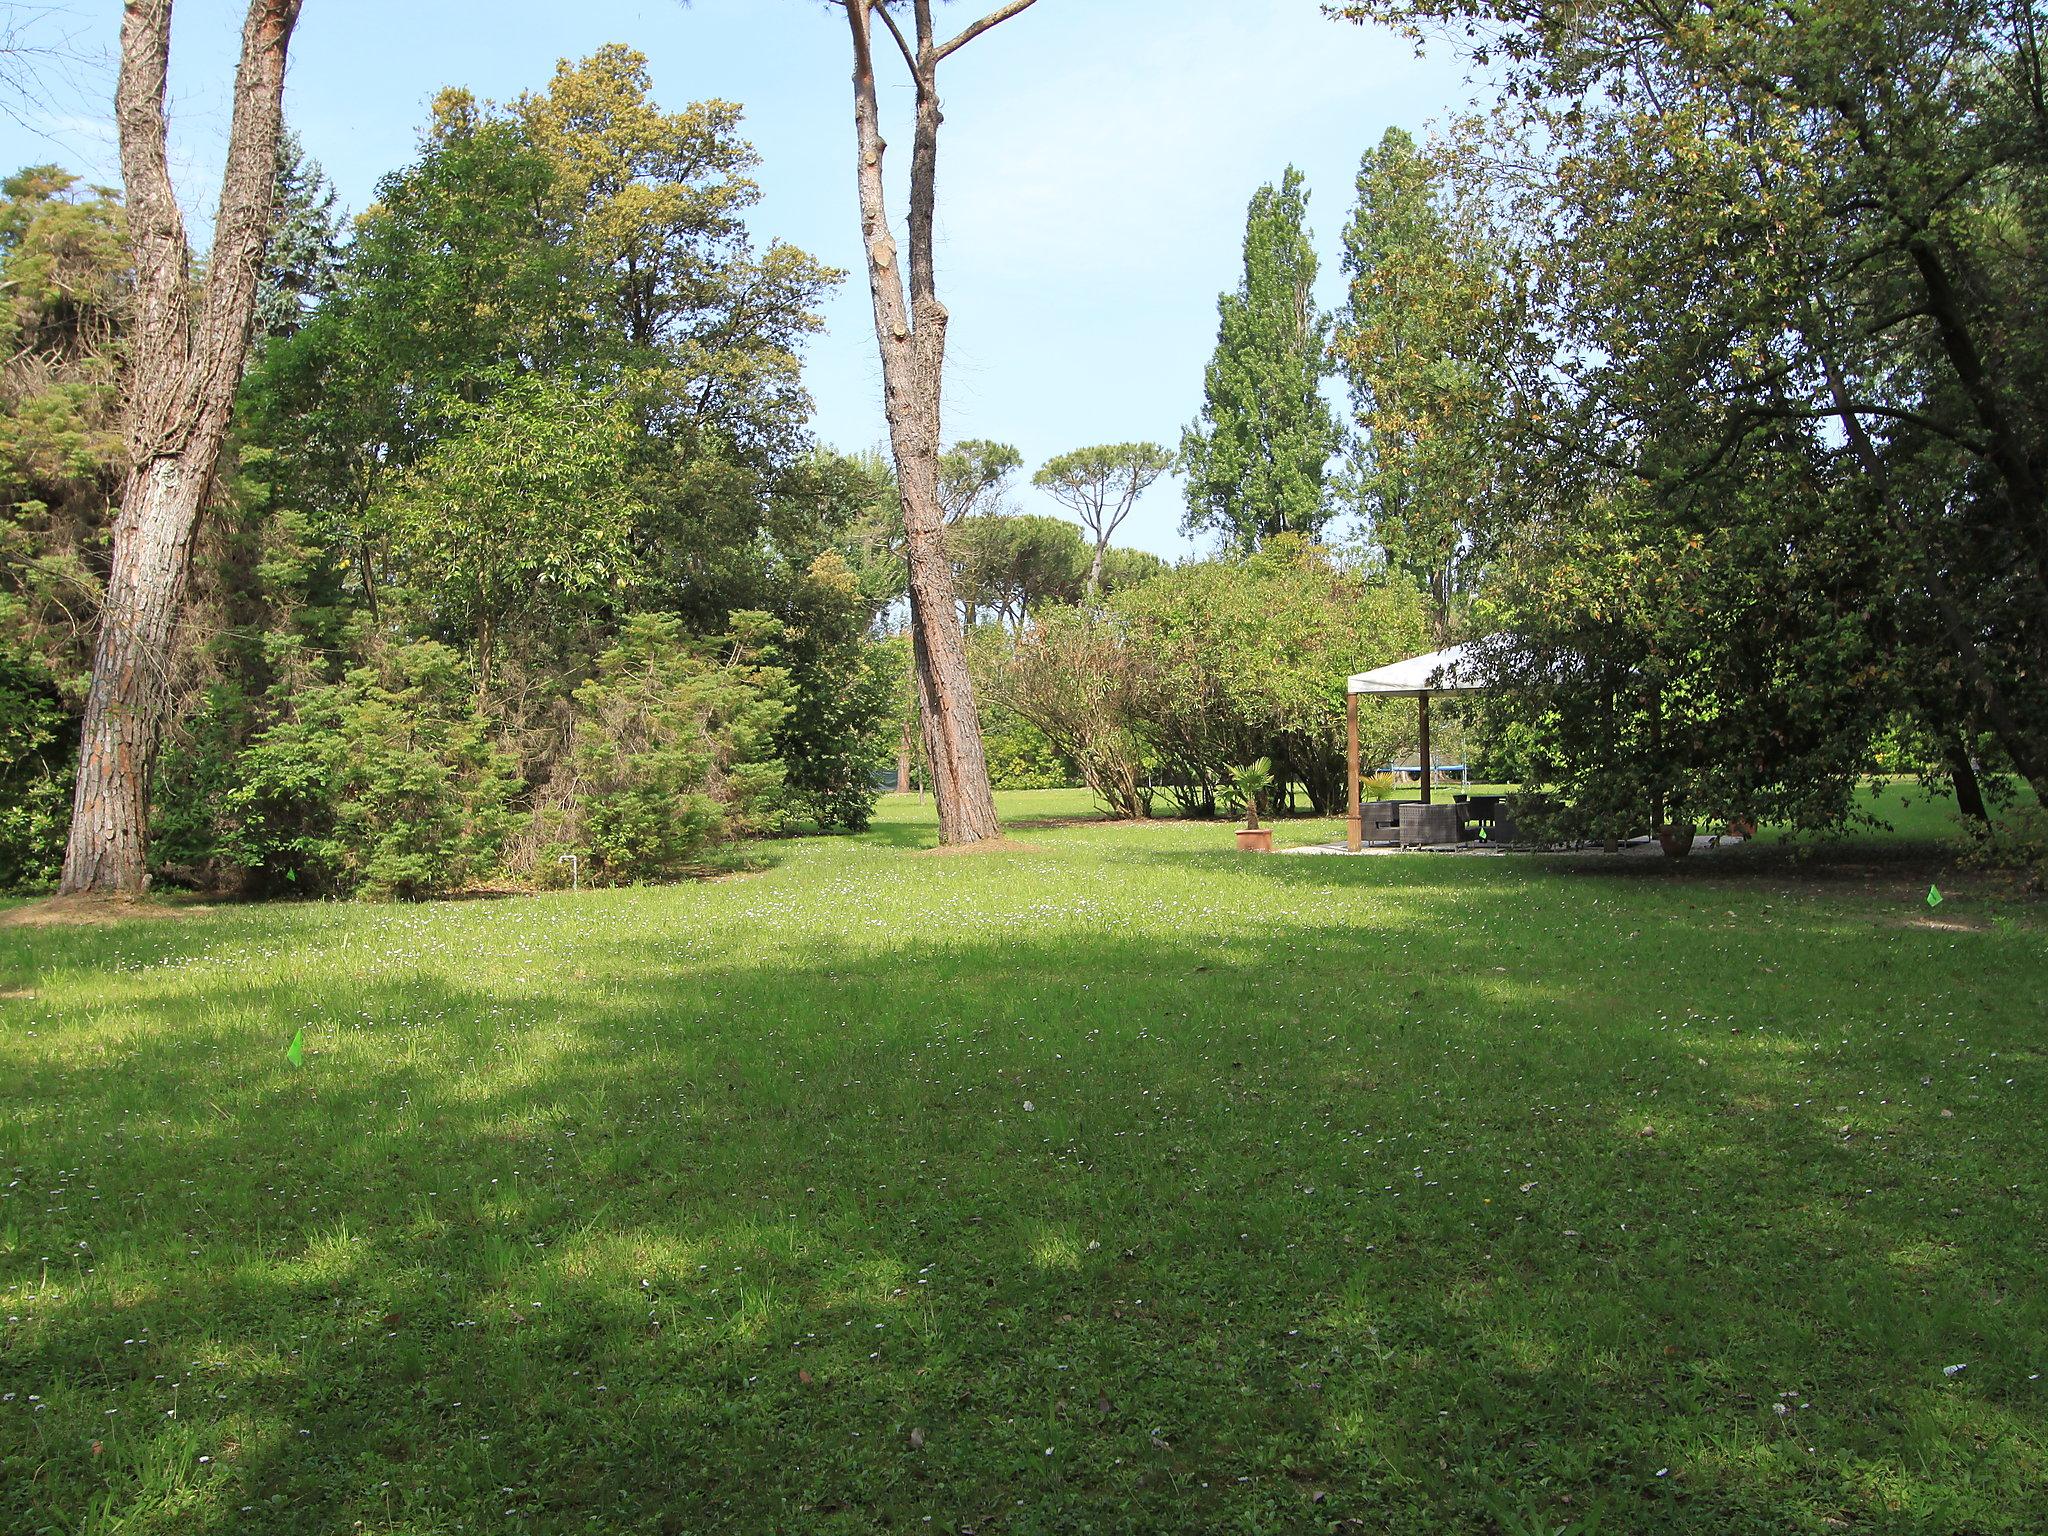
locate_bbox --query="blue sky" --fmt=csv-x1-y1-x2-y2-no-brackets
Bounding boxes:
4,0,1477,557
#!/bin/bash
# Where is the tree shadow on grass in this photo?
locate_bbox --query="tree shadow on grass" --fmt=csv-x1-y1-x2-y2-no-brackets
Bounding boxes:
1160,830,2034,910
1,876,2044,1534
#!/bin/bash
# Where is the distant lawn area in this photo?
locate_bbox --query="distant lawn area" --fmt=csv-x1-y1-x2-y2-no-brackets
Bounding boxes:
2,788,2044,1534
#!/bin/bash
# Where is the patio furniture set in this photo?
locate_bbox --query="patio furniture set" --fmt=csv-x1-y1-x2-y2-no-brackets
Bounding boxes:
1356,792,1518,849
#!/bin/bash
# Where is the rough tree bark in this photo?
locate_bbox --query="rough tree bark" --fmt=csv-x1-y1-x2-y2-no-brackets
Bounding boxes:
841,0,1035,844
59,0,304,894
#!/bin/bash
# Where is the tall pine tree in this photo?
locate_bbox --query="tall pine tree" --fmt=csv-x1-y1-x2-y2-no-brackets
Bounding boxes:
253,130,342,341
1180,167,1341,551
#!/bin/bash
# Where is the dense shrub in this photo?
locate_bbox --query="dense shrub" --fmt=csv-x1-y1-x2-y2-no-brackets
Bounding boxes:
979,702,1075,791
0,635,73,892
775,554,891,832
981,544,1429,819
980,611,1152,815
542,612,789,884
221,642,521,899
1109,540,1428,815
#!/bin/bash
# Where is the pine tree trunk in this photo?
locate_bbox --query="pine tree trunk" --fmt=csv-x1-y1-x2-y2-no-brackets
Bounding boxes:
843,0,999,844
59,0,302,894
61,460,208,891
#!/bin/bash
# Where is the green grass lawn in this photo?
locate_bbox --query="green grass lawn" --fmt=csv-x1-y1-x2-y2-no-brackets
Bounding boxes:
2,789,2045,1534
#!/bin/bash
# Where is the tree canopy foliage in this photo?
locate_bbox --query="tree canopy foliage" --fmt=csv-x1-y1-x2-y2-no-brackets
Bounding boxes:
1180,168,1343,552
1333,0,2048,844
17,6,2041,879
2,48,900,894
1335,127,1507,643
983,540,1428,818
1033,442,1174,599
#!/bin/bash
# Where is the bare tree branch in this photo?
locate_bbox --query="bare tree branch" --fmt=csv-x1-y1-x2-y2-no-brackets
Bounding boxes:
0,4,104,134
873,1,919,78
931,0,1040,64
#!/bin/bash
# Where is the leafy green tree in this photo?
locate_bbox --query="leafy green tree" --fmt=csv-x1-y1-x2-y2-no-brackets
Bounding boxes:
253,130,342,341
866,629,920,794
15,43,869,897
1096,546,1168,596
516,45,838,462
978,607,1155,815
936,439,1024,624
252,57,835,638
983,544,1427,818
0,166,126,888
515,45,756,353
1180,168,1343,552
1032,442,1174,598
756,447,905,615
973,693,1075,791
950,513,1089,628
1335,127,1507,642
1334,0,2048,826
774,551,893,831
247,91,583,562
0,637,72,890
369,376,646,684
939,439,1023,523
0,166,125,643
1468,473,1895,844
231,52,850,863
1111,539,1429,815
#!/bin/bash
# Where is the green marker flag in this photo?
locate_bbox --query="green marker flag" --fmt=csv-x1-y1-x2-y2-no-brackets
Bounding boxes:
1927,884,1944,909
286,1028,304,1067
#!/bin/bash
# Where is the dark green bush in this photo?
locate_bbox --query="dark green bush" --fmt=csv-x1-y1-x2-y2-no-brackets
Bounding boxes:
222,641,520,899
547,612,789,884
774,554,890,833
0,636,73,893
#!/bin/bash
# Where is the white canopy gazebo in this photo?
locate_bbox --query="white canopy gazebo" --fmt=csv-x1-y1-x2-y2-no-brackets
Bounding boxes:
1344,643,1491,849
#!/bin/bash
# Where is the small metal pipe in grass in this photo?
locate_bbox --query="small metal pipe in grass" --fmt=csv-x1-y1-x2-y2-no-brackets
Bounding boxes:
558,853,580,893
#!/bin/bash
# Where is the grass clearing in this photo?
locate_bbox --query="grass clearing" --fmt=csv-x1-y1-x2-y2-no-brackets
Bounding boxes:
2,788,2044,1533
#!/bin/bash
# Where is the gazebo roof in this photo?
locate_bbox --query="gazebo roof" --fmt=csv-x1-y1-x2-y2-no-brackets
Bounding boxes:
1346,642,1489,698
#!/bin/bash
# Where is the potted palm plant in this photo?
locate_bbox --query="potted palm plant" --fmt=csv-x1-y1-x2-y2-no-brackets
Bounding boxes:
1232,757,1275,853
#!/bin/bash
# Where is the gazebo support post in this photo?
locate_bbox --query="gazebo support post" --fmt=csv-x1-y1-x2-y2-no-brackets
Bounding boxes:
1417,692,1432,805
1346,691,1362,851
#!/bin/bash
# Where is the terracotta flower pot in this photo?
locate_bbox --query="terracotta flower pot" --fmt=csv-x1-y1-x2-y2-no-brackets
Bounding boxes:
1656,821,1698,859
1236,827,1274,853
